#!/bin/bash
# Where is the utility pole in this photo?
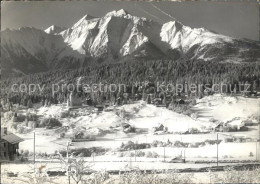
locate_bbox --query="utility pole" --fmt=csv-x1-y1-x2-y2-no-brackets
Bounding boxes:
67,141,71,184
163,146,165,162
257,123,260,161
258,123,260,161
134,146,136,162
129,152,132,169
184,149,186,163
163,135,165,162
134,139,138,162
217,133,219,167
34,131,36,173
256,141,257,161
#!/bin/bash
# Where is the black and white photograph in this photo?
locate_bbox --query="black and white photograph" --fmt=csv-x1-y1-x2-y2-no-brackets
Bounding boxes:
0,0,260,183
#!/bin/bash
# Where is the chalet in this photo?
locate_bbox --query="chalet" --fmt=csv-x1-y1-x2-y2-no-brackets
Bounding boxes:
239,126,249,131
169,157,185,163
121,123,135,133
0,127,24,161
71,131,96,142
212,122,224,132
152,124,166,132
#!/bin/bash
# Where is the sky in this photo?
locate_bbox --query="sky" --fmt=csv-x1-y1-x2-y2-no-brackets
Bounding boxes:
1,1,259,41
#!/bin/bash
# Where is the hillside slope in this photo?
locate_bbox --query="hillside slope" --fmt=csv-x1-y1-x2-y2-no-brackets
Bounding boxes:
1,9,260,78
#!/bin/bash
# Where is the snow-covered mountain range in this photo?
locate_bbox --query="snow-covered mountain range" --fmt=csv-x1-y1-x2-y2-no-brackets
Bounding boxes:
1,9,260,77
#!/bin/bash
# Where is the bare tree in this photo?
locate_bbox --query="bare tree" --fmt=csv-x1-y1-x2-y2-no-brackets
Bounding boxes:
59,143,93,184
12,164,59,184
70,159,93,184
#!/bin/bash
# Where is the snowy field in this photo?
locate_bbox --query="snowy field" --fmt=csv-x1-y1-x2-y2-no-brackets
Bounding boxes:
1,94,260,184
2,94,260,161
194,94,260,122
1,95,260,168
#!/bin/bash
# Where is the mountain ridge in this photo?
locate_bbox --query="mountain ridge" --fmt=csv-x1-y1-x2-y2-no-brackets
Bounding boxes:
1,9,260,78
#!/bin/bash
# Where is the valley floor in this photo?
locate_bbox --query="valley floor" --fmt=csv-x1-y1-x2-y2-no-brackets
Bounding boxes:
1,94,260,183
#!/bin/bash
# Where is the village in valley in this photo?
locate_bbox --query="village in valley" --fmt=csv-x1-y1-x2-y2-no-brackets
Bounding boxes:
1,82,260,183
1,1,260,183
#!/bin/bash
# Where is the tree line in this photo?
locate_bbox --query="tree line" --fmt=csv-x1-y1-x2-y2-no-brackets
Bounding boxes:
1,59,259,107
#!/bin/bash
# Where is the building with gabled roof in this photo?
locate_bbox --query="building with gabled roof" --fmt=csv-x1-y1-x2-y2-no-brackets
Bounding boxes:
1,127,24,161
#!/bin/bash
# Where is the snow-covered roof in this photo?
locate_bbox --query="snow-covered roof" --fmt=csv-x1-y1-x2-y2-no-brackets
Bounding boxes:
1,132,24,144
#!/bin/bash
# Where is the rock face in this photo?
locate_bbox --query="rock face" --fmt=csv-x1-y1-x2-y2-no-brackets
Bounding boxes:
1,27,83,77
59,9,166,59
44,25,66,35
1,9,260,77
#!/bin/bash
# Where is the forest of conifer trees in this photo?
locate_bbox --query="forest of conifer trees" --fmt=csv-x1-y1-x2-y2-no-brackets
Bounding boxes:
1,59,260,107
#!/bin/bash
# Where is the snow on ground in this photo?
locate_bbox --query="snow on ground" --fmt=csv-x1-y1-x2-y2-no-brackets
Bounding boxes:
192,94,260,140
2,95,260,183
37,104,68,117
4,95,259,158
36,101,215,134
2,165,259,184
17,101,215,154
33,95,259,138
194,94,260,122
147,142,258,159
118,102,214,133
1,159,252,175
